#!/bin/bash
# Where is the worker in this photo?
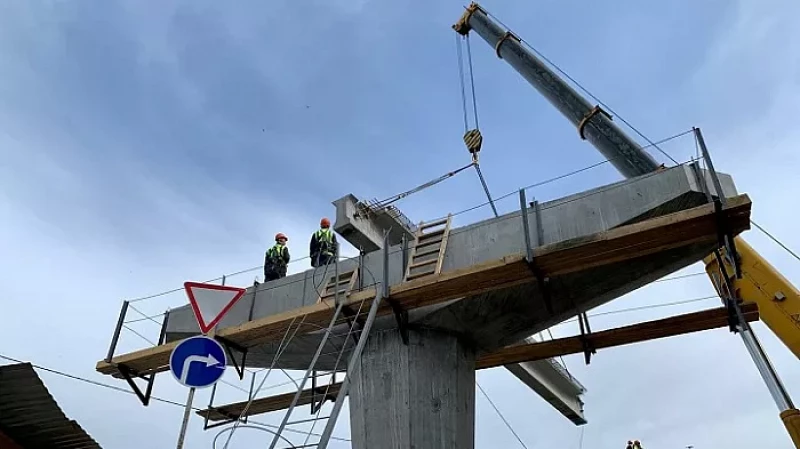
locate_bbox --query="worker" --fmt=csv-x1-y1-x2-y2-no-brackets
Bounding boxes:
310,218,338,268
625,441,633,449
632,441,643,449
264,233,290,281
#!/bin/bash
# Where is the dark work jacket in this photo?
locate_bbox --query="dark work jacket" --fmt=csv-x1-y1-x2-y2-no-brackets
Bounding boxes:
264,243,290,277
310,228,338,260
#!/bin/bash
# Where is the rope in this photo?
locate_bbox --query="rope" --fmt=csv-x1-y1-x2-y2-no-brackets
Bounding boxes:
373,162,475,210
477,381,529,449
456,33,469,131
474,163,499,217
466,34,480,130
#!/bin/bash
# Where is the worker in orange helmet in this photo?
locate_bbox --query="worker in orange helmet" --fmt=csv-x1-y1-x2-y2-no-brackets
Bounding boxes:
310,218,338,268
264,233,290,281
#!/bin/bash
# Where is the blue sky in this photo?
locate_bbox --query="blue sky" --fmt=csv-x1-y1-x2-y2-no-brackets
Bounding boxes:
1,0,799,448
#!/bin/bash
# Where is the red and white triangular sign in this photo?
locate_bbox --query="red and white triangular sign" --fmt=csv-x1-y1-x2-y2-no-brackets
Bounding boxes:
184,281,247,334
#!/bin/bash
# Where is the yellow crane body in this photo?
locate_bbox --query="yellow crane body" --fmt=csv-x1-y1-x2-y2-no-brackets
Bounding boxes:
705,237,800,359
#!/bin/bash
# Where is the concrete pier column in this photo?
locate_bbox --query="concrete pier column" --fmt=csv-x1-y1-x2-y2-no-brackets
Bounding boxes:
348,328,476,449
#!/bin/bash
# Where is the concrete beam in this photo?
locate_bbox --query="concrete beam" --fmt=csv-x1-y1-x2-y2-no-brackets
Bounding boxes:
504,338,587,425
332,194,416,253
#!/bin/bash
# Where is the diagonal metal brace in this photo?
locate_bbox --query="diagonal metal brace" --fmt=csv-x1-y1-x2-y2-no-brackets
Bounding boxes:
578,312,596,365
215,336,248,380
117,364,156,406
387,298,410,345
519,191,554,315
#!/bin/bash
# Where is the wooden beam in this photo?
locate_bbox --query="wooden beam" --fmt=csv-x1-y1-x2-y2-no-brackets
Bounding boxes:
197,304,759,421
475,303,758,368
201,383,343,422
96,195,751,378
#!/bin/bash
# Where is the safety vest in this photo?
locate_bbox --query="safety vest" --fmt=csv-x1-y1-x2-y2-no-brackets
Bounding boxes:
267,244,287,265
315,229,335,255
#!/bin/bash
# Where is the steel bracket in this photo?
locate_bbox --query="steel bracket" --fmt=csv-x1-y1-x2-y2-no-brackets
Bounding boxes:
202,408,245,430
118,364,156,407
388,298,410,345
519,193,554,315
578,312,596,365
215,336,248,380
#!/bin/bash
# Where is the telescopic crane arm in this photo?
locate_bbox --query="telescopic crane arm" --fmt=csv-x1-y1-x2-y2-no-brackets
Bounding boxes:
453,3,662,179
453,3,800,447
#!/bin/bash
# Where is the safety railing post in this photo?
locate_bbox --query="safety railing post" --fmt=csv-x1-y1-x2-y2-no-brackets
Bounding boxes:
105,300,129,363
519,189,533,263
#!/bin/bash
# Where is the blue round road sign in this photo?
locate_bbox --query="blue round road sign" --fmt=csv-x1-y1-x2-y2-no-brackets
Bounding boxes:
169,336,227,388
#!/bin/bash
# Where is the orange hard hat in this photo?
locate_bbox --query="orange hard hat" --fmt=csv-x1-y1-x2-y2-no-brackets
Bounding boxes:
320,217,331,228
275,233,288,241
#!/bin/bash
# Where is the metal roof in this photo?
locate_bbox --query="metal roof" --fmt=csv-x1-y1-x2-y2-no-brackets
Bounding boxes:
0,363,103,449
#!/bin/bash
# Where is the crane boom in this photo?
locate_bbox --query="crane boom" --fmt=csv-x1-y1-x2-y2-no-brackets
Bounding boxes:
454,3,800,447
453,3,660,178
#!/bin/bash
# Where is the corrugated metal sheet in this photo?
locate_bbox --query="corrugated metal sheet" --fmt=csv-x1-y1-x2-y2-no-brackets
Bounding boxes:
0,363,102,449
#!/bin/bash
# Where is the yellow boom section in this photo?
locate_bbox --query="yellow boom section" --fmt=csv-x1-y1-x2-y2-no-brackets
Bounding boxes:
705,236,800,359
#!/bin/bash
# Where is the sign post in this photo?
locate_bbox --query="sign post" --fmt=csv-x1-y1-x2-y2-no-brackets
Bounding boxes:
170,280,246,449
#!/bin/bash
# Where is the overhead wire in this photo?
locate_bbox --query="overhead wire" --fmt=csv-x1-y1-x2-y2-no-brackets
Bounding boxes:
0,353,350,443
476,381,529,449
751,220,800,263
112,130,695,313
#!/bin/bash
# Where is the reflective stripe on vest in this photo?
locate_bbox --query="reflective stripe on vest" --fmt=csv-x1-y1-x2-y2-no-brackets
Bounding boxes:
268,244,286,263
315,229,333,244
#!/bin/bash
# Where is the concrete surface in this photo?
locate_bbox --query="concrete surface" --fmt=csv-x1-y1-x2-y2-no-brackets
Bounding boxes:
349,328,476,449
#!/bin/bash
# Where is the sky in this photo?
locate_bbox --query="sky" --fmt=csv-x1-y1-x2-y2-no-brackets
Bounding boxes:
1,0,799,448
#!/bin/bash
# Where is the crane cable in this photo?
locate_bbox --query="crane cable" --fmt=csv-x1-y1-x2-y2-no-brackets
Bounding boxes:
457,33,499,218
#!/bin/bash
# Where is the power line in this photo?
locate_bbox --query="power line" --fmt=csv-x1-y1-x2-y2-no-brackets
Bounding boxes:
476,380,529,449
0,353,351,443
117,140,696,311
752,219,800,263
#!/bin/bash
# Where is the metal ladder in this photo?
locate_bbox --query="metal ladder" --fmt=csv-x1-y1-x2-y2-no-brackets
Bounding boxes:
317,270,358,306
404,214,452,281
267,290,386,449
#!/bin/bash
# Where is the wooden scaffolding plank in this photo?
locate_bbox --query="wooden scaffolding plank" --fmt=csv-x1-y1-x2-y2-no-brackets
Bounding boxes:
95,195,751,378
197,303,759,421
202,383,344,421
475,302,758,368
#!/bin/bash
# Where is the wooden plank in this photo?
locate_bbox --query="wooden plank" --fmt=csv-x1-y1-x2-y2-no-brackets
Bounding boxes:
476,302,758,368
200,382,343,421
95,195,751,378
197,304,758,420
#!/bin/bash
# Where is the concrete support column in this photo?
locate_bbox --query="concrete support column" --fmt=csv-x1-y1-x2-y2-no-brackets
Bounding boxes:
348,328,476,449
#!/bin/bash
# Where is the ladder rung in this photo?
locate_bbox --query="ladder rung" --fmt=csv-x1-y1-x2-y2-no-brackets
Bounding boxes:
419,228,446,241
322,289,347,299
420,217,449,229
407,269,436,280
417,238,443,249
413,244,441,258
409,259,437,269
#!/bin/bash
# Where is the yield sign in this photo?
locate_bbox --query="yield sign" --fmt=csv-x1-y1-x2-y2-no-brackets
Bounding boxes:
183,281,247,334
